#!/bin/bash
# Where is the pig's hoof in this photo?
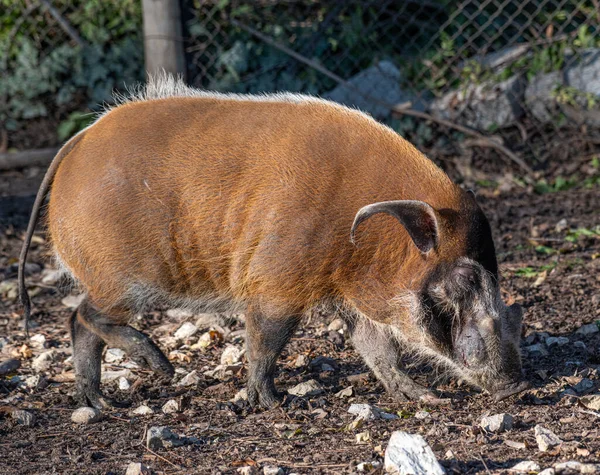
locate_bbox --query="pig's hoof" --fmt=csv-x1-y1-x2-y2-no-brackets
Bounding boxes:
247,382,280,409
492,380,531,401
75,387,127,410
130,348,174,378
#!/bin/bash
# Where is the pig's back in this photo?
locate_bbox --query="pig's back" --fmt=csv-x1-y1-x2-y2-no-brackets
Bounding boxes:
48,89,458,314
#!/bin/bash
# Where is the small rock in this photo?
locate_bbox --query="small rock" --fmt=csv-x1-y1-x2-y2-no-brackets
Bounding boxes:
24,375,41,388
125,462,152,475
480,413,514,433
176,370,200,387
132,405,154,416
348,403,398,421
105,348,126,363
574,341,587,350
161,399,179,414
31,351,54,372
287,379,324,397
415,410,431,420
576,323,599,335
555,218,568,233
580,394,600,411
193,331,214,349
102,369,133,382
545,336,569,347
61,294,86,309
573,378,594,393
335,387,353,398
12,409,35,427
146,426,185,450
166,308,193,320
384,431,445,475
356,431,370,443
510,461,541,473
71,407,102,424
41,268,62,285
538,469,555,475
294,354,308,368
119,377,131,391
321,363,335,372
174,322,198,340
237,467,256,475
535,425,562,452
220,345,243,365
356,461,382,472
327,319,344,332
526,343,549,356
263,467,283,475
0,358,21,376
554,461,598,474
29,333,46,349
230,388,248,404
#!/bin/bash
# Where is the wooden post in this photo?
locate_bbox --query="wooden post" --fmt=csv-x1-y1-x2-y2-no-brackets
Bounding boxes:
142,0,186,79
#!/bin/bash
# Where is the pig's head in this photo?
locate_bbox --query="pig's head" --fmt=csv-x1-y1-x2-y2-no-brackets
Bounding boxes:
350,194,529,400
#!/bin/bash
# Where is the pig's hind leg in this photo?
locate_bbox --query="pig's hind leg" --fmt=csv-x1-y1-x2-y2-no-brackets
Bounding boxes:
348,316,438,402
245,306,302,409
72,298,174,408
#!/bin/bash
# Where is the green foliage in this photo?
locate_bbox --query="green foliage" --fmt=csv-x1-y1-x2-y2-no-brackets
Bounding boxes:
565,226,600,243
1,0,143,138
534,176,578,194
552,85,598,110
57,111,95,141
514,263,556,278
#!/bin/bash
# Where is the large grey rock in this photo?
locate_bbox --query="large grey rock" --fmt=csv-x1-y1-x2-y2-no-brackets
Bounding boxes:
384,431,445,474
348,403,398,421
125,462,152,475
325,61,420,119
525,49,600,125
430,75,526,130
576,322,599,335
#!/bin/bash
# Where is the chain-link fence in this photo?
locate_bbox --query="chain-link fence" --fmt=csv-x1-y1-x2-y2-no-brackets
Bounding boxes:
182,0,600,174
3,1,600,174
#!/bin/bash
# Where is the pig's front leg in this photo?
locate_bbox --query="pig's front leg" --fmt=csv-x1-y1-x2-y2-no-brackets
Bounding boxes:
347,315,440,402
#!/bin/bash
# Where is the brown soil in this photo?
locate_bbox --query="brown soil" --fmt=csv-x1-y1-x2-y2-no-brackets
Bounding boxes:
1,157,599,475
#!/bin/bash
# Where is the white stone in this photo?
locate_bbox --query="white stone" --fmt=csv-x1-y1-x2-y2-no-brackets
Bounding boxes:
287,379,324,397
132,405,154,416
415,411,431,420
12,409,35,427
32,350,54,372
194,332,213,349
174,322,198,340
166,308,193,320
348,403,398,421
102,369,132,382
105,348,126,363
555,218,568,233
237,467,256,475
263,466,284,475
24,375,41,388
176,370,200,387
231,388,248,403
384,431,445,475
41,268,62,285
538,469,555,475
125,462,151,475
162,399,180,414
61,294,86,309
535,425,562,452
294,355,308,368
480,413,514,433
554,461,599,474
118,377,131,391
29,333,46,349
327,319,344,332
510,461,541,473
220,345,243,365
335,387,353,398
71,407,102,424
576,323,599,335
545,336,569,347
580,394,600,411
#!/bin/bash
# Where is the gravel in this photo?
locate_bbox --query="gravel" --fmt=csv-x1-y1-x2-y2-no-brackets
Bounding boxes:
71,407,102,424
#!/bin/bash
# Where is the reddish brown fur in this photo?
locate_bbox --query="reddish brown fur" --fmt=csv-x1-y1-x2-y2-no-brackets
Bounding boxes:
48,96,472,325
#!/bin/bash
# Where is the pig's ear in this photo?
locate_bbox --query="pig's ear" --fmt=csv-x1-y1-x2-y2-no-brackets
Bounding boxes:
350,200,438,253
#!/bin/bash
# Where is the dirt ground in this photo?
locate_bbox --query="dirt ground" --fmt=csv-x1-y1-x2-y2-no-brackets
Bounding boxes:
1,154,599,475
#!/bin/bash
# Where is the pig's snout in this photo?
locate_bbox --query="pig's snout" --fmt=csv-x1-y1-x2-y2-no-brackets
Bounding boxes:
454,325,486,368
